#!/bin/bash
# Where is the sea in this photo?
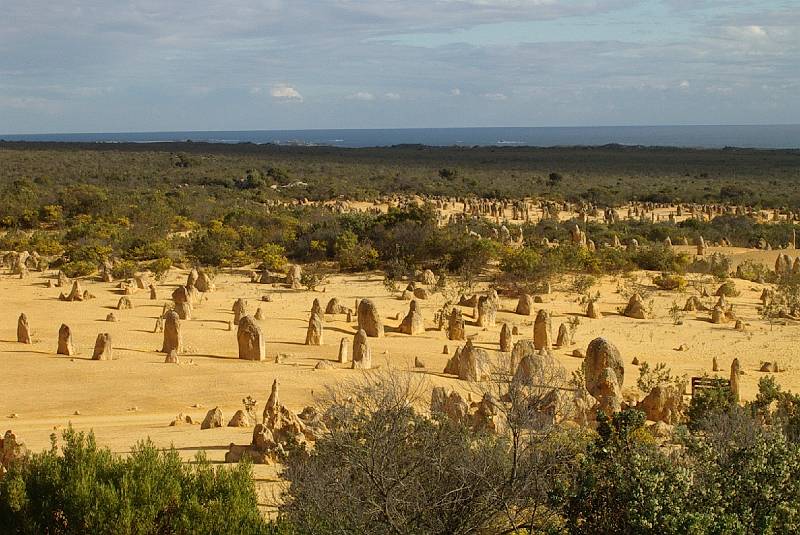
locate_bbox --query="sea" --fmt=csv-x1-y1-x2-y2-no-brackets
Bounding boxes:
2,125,800,149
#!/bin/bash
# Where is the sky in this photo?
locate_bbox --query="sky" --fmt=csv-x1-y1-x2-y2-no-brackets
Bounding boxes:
0,0,798,133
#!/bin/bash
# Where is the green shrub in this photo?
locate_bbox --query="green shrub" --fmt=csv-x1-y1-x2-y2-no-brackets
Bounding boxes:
336,241,380,271
257,243,289,272
60,260,96,278
653,273,686,291
147,257,173,280
111,259,138,280
0,428,277,535
715,280,740,297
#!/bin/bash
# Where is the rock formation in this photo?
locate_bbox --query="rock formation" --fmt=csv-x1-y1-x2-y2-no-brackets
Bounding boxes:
448,308,465,341
515,294,534,315
237,315,266,361
583,338,624,415
161,311,182,354
92,333,113,360
476,295,497,328
352,329,372,369
398,300,424,335
357,299,384,337
17,313,31,344
57,324,75,356
305,311,323,345
499,323,512,352
623,293,647,319
533,309,552,350
443,339,491,382
233,298,248,325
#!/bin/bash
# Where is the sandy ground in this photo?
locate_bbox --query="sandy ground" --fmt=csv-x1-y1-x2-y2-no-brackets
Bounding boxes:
2,244,799,507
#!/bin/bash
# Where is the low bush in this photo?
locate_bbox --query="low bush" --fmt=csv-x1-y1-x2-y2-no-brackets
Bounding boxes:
0,428,280,535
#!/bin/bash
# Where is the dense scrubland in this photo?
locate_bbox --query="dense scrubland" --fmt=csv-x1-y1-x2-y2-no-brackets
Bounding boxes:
0,142,798,284
3,142,800,534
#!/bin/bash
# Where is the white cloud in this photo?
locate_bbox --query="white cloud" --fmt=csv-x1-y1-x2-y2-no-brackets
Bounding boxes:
450,88,461,96
269,84,303,101
347,91,375,101
482,92,508,101
383,92,401,100
679,80,690,89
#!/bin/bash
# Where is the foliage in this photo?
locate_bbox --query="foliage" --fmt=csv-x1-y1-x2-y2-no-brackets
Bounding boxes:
559,410,696,534
653,273,686,291
0,427,277,535
111,259,138,280
257,243,289,272
715,280,740,297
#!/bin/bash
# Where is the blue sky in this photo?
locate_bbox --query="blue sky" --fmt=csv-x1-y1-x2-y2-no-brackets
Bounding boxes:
0,0,798,133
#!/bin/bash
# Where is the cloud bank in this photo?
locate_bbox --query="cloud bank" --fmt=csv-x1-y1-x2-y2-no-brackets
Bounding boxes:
0,0,797,132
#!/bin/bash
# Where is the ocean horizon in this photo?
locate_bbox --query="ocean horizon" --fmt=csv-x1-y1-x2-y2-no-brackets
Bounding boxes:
2,124,800,150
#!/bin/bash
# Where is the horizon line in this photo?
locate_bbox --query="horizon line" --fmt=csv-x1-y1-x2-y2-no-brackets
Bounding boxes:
3,123,800,138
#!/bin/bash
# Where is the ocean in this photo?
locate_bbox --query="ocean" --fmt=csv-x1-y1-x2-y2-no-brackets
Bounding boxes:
2,125,800,149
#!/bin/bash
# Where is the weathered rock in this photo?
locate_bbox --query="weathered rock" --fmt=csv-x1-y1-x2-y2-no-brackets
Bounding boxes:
623,293,647,319
730,358,741,402
583,337,624,414
60,280,85,302
430,387,469,425
237,315,266,361
305,312,324,345
325,297,348,315
413,287,431,300
471,393,506,434
135,274,151,290
149,285,157,300
195,270,215,292
228,410,251,427
337,337,349,363
448,308,466,341
172,285,190,304
17,313,31,344
286,264,302,289
638,384,684,424
476,295,497,328
352,329,372,369
555,322,569,347
254,307,264,320
499,323,513,352
117,296,133,310
414,356,426,368
201,407,224,429
174,301,192,320
511,339,567,387
57,324,75,355
516,294,533,316
164,350,180,364
444,339,491,382
533,309,552,350
106,313,117,322
711,305,725,324
92,333,113,360
398,300,424,335
357,299,384,337
161,310,182,354
187,269,199,288
233,298,248,325
57,270,71,288
683,296,705,311
169,413,194,426
587,300,601,319
420,269,436,285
